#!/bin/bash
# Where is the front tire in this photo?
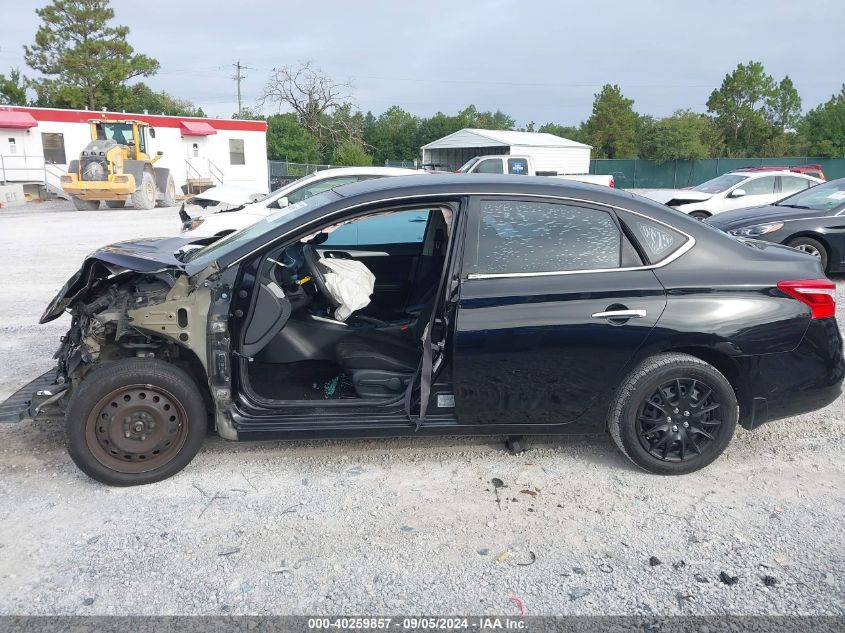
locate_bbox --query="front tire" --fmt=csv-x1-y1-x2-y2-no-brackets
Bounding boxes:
104,200,126,209
65,359,208,486
156,173,177,207
608,353,737,475
689,210,710,221
787,236,828,271
131,171,157,210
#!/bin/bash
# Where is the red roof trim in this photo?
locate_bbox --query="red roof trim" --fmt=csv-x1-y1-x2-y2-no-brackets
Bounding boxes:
180,121,217,136
0,106,266,132
0,110,38,129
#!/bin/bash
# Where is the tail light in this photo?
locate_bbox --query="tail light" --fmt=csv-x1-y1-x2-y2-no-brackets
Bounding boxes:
609,176,615,188
777,279,836,319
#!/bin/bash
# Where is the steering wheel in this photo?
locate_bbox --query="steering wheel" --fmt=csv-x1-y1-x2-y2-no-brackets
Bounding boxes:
301,244,340,309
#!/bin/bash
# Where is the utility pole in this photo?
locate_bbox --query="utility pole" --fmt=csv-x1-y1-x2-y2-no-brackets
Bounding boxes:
232,60,250,116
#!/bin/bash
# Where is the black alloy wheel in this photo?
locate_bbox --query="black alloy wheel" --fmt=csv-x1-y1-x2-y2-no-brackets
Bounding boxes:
608,352,738,475
636,377,722,462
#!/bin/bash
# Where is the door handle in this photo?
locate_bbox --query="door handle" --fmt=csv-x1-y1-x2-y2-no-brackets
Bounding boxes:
591,309,647,319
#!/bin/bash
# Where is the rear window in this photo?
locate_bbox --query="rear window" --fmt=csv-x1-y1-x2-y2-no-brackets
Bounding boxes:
621,213,689,263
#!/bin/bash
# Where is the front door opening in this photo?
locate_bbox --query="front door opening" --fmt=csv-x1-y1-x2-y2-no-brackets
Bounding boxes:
239,205,454,404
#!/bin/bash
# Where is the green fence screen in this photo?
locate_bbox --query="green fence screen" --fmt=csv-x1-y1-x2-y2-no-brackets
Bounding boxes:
589,157,845,189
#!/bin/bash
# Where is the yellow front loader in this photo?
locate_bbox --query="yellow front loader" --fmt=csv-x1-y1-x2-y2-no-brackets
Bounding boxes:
61,118,177,211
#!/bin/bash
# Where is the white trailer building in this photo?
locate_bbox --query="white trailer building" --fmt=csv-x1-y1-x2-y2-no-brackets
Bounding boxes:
421,128,592,173
0,106,269,199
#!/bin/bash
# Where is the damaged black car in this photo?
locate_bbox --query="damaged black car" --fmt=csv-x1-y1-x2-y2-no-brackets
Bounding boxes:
4,174,843,485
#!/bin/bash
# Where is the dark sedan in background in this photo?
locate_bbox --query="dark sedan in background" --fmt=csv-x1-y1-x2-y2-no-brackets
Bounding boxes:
708,178,845,272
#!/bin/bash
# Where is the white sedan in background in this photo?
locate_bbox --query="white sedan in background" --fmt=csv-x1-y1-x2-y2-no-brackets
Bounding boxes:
640,170,823,220
180,166,425,238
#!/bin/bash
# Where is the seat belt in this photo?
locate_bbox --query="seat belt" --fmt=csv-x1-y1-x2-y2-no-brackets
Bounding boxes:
404,211,456,430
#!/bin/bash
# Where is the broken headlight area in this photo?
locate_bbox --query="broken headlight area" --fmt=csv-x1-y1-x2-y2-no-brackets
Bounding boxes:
52,273,182,387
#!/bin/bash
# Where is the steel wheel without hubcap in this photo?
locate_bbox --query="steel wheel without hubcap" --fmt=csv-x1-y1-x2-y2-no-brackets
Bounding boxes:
636,377,722,462
85,384,189,473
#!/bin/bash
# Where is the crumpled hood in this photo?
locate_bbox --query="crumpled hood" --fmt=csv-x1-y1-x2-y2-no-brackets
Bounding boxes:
638,189,713,205
40,236,206,323
707,204,826,231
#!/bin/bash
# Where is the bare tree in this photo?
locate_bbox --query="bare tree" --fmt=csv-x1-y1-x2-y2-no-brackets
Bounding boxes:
259,62,358,145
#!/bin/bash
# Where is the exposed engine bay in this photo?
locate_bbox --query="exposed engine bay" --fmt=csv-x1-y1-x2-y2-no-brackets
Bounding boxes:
52,268,211,392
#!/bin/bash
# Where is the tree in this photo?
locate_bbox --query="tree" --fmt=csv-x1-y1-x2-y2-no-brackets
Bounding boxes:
538,122,586,143
767,76,802,133
24,0,159,110
639,110,724,162
706,61,776,155
331,140,373,166
455,105,515,130
363,106,420,164
266,113,322,163
259,61,354,146
0,69,28,105
583,84,638,158
125,82,205,117
801,86,845,157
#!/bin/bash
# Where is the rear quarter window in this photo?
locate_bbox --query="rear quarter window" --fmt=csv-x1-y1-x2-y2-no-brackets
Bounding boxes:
620,212,689,264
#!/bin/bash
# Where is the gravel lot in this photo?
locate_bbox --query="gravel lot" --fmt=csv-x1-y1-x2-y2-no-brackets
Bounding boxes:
0,200,842,616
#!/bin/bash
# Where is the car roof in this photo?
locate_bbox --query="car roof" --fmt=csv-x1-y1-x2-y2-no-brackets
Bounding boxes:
331,172,638,203
301,166,424,179
730,169,818,177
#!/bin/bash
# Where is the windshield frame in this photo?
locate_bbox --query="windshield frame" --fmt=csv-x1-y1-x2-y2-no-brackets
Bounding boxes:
184,189,345,275
250,171,321,204
691,173,747,194
458,157,480,173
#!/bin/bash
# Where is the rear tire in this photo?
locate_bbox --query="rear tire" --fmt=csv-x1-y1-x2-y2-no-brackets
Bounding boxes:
608,353,737,475
689,211,710,221
131,171,156,210
156,173,177,207
104,200,126,209
787,236,828,271
72,197,100,211
65,359,208,486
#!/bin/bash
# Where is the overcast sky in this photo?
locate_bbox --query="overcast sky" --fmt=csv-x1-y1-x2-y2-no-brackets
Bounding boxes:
2,0,844,124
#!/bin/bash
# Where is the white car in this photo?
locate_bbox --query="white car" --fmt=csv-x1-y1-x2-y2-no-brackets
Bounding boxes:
640,170,824,220
180,166,426,238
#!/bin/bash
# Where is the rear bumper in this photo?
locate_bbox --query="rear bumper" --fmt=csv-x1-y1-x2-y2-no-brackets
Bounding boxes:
741,318,844,429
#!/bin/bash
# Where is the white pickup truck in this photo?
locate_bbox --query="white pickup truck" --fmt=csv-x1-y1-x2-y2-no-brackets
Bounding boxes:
458,155,614,187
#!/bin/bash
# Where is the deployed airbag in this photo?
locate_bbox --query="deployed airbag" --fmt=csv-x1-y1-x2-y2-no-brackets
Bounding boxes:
320,258,375,321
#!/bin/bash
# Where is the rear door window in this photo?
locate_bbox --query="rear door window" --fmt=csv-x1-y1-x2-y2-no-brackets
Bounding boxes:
507,158,529,175
472,199,622,274
780,175,813,195
740,176,776,196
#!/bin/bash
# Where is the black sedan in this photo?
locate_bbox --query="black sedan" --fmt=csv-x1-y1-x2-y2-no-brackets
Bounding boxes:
707,178,845,272
4,174,843,485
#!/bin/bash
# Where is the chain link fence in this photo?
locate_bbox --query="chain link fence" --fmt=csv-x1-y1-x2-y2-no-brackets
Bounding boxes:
590,157,845,189
267,161,332,190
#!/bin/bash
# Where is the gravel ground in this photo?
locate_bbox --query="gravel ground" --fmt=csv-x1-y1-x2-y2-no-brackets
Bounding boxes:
0,200,842,616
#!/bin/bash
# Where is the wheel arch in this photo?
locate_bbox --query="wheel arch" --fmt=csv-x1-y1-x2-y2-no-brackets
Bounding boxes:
783,231,837,269
664,345,750,426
